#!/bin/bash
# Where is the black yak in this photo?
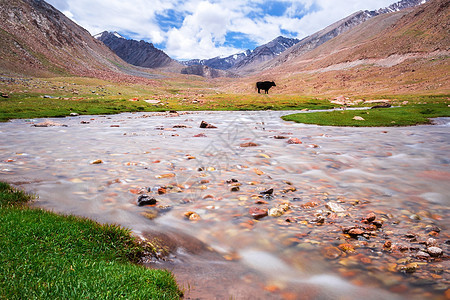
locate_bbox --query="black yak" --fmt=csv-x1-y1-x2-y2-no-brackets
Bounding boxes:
256,81,276,94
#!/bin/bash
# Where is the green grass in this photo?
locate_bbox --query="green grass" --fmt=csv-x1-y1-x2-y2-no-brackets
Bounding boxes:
0,182,182,299
282,103,450,127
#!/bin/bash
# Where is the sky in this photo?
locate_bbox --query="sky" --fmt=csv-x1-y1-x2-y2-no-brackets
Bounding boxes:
46,0,396,60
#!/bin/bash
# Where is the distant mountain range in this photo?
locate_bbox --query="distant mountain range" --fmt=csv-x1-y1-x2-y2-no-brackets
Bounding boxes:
95,31,182,71
0,0,444,90
180,0,429,75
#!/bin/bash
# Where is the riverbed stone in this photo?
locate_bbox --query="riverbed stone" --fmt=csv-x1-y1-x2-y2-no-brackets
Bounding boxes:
268,207,284,217
427,246,443,257
200,121,217,128
137,194,157,206
249,207,268,220
326,202,345,213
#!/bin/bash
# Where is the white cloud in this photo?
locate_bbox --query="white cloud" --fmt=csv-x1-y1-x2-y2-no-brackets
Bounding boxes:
46,0,399,60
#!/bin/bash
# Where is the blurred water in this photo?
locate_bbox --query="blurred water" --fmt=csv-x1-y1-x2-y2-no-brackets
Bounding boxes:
0,111,448,299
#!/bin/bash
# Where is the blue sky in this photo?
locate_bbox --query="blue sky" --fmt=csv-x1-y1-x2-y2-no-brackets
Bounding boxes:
46,0,395,60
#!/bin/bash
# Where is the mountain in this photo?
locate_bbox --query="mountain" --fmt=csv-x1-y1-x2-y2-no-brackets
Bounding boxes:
183,36,300,72
230,36,300,73
259,0,430,72
95,31,182,71
182,50,251,70
0,0,147,80
248,0,449,95
180,65,237,78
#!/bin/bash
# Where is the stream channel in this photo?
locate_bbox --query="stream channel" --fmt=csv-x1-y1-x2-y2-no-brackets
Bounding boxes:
0,110,449,299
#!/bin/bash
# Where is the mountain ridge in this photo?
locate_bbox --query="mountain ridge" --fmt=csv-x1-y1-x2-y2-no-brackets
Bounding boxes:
96,31,182,71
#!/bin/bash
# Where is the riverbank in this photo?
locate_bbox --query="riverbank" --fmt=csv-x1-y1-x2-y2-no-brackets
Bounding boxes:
1,76,448,127
0,182,182,299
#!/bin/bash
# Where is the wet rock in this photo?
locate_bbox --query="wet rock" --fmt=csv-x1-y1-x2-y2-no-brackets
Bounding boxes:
193,133,207,137
249,207,268,220
184,211,200,221
173,124,191,128
287,138,302,144
200,121,217,128
322,246,341,259
230,186,240,192
348,228,365,237
280,186,296,193
427,246,443,257
326,202,345,213
226,178,239,183
416,251,431,259
362,212,376,223
383,240,392,249
268,207,284,217
372,220,383,228
137,195,157,206
405,233,416,239
398,263,418,273
260,188,274,195
240,142,259,147
90,159,103,164
273,135,287,139
311,215,325,224
425,225,441,233
426,238,438,246
338,243,356,253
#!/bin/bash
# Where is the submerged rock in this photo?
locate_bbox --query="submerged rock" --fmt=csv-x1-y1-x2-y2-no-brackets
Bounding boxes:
249,207,268,220
240,142,259,147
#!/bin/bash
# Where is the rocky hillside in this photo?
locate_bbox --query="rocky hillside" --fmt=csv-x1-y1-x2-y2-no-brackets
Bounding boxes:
0,0,144,80
95,31,182,71
261,0,430,72
230,36,300,74
226,0,449,96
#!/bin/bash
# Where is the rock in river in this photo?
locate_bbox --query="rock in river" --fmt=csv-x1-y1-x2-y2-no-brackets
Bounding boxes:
137,194,157,206
250,207,268,220
427,246,443,257
200,121,217,128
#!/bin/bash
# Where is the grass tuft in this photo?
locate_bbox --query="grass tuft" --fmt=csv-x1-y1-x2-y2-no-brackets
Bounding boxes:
0,182,182,299
282,103,450,127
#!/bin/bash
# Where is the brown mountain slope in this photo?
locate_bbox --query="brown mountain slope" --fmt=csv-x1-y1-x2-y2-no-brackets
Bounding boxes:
223,0,449,96
0,0,160,83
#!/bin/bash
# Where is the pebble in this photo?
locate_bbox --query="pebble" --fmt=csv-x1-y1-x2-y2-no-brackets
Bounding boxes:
240,142,259,147
363,212,376,223
199,121,217,128
184,211,201,221
249,207,268,220
326,201,345,213
426,247,443,257
137,195,157,206
268,207,284,217
287,138,302,144
90,159,103,164
260,188,274,195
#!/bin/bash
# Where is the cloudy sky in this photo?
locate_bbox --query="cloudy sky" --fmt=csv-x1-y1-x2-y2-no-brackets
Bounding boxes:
46,0,395,60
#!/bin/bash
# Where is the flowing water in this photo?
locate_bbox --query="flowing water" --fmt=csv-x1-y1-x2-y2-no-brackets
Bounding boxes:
1,111,449,299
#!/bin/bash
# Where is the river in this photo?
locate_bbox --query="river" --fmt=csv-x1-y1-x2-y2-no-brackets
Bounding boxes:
0,111,448,299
